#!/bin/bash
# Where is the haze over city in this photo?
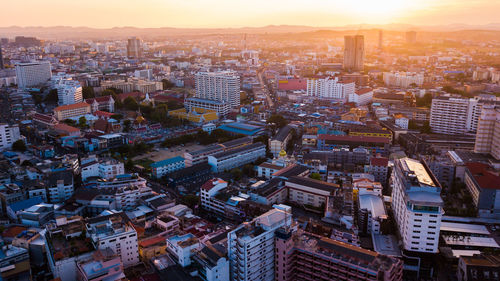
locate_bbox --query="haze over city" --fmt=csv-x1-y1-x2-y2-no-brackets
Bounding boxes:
0,1,499,281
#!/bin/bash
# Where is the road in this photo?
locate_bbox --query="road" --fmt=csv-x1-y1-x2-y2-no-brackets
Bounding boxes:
257,69,274,108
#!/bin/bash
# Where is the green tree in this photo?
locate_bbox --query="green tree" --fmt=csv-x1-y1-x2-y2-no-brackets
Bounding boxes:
123,96,139,111
123,120,132,132
230,168,243,181
125,159,134,171
162,79,175,89
78,116,88,129
309,173,321,180
12,140,27,152
45,89,58,103
421,121,432,134
416,93,432,107
267,114,288,129
63,119,77,126
82,86,95,99
110,114,123,120
182,194,199,209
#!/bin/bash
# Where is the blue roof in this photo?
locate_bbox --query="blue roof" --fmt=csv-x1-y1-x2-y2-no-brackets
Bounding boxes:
116,174,133,179
218,122,263,136
9,197,43,212
150,156,185,168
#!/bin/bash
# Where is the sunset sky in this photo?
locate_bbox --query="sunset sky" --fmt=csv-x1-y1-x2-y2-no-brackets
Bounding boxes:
3,0,499,28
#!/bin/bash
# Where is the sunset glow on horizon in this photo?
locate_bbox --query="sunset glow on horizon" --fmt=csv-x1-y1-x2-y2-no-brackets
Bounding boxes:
3,0,500,28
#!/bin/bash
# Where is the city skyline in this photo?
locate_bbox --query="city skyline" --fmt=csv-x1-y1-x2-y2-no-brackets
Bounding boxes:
3,0,500,28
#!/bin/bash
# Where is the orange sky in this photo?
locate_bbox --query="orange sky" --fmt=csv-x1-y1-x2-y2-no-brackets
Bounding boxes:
3,0,499,28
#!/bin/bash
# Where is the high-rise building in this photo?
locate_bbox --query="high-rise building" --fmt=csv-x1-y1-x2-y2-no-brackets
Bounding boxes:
378,30,383,50
14,36,41,47
0,43,4,69
383,72,424,88
275,228,403,281
0,123,20,151
15,61,52,89
474,106,500,160
406,31,417,44
306,77,355,100
343,35,364,72
391,158,443,254
195,71,241,107
127,37,142,58
227,204,292,281
430,97,481,135
54,79,83,106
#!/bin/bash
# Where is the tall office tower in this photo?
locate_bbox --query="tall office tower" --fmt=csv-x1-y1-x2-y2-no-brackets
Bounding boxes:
391,158,443,254
228,205,292,281
343,35,365,72
474,106,500,160
127,37,142,58
429,97,484,135
306,77,355,100
406,31,417,44
378,30,383,50
56,80,83,106
15,61,52,89
195,71,241,107
0,44,4,69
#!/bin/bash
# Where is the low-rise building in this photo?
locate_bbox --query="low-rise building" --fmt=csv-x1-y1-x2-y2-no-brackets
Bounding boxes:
53,102,91,121
0,245,31,281
457,254,500,281
269,125,293,157
464,162,500,218
285,176,340,208
208,143,266,172
151,156,185,179
76,249,125,281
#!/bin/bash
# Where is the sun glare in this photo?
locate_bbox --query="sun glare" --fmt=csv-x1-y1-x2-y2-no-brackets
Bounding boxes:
334,0,421,21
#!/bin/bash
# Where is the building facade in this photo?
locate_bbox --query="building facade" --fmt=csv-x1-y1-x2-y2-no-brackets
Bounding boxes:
15,61,52,88
0,124,20,151
195,71,241,108
343,35,365,72
307,77,355,100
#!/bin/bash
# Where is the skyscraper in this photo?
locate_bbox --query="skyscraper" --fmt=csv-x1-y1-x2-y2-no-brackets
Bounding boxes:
343,35,364,72
406,31,417,44
127,37,142,58
0,43,4,69
15,61,52,89
378,30,383,50
195,71,241,107
474,106,500,160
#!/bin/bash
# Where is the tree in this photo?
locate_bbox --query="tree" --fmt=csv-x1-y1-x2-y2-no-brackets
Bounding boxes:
12,140,27,152
309,173,321,180
110,114,123,120
82,86,95,99
45,89,58,103
78,116,87,129
416,93,432,107
267,114,288,129
162,79,175,89
125,159,134,171
123,96,139,111
421,121,432,134
63,119,77,126
123,120,132,132
230,168,243,181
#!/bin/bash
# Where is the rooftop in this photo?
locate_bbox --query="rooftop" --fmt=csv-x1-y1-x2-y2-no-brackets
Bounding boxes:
54,102,90,112
150,156,185,168
286,176,340,192
465,162,500,189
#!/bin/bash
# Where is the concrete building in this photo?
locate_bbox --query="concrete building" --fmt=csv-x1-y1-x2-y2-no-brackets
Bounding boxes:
269,125,293,157
195,71,241,108
47,169,74,203
364,157,389,186
76,249,125,281
86,212,139,268
53,102,92,121
150,156,185,179
285,176,340,208
227,205,292,281
358,194,387,234
185,97,230,117
0,124,21,151
192,246,230,281
474,106,500,160
391,158,443,254
348,88,373,105
383,72,424,88
54,78,83,106
85,96,115,113
0,244,31,281
166,233,200,267
15,61,52,88
344,35,365,72
127,37,142,58
208,143,266,173
200,178,228,216
464,162,500,218
429,97,488,135
457,254,500,281
307,77,355,100
275,228,403,281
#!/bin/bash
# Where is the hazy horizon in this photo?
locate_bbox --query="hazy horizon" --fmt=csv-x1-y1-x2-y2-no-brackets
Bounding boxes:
4,0,500,29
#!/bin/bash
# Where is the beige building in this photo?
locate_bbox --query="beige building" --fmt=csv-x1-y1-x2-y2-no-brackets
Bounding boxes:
474,106,500,160
285,176,340,208
53,102,91,120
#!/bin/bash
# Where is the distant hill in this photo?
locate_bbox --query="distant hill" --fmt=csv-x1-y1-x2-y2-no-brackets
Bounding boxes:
1,23,500,40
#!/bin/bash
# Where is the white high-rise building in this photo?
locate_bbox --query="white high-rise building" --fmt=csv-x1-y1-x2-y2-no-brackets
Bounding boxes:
474,106,500,160
86,213,140,268
227,205,292,281
430,97,481,135
55,79,83,106
0,124,21,151
383,72,424,88
15,61,52,88
307,77,355,100
195,71,240,107
391,158,443,254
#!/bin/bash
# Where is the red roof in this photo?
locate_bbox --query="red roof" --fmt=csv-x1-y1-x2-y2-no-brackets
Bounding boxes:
465,162,500,189
54,102,90,112
201,178,226,191
277,78,307,91
117,91,144,102
2,226,27,238
33,113,56,124
85,95,113,104
371,157,389,166
53,123,81,133
318,134,390,144
93,110,114,118
139,236,166,248
355,88,373,95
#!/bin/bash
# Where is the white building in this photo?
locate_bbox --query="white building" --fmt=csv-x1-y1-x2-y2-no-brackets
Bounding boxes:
51,75,83,106
15,61,52,89
185,97,230,117
474,106,500,160
394,115,409,129
195,71,241,108
86,212,139,268
81,156,124,180
383,72,424,88
285,176,339,208
430,97,484,134
47,170,74,203
391,158,443,253
150,156,185,179
192,246,230,281
200,178,228,216
348,88,373,105
227,205,292,281
207,143,266,173
0,124,20,151
166,233,200,267
307,77,355,100
134,69,153,80
358,194,387,234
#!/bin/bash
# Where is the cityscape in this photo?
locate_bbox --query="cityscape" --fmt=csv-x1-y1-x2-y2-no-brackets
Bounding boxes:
0,1,500,281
